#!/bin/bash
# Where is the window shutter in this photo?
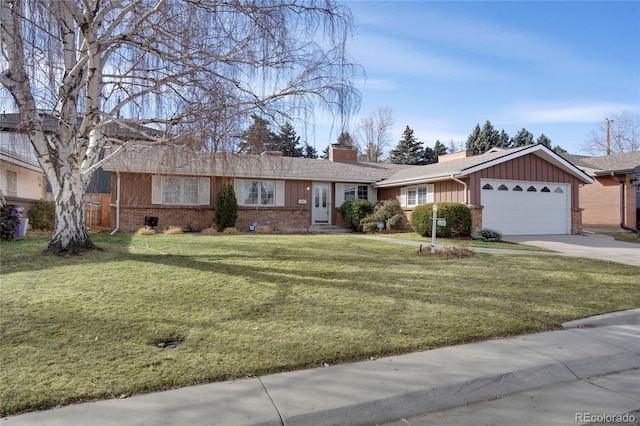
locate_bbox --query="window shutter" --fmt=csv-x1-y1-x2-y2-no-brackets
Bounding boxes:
400,187,407,207
368,185,377,204
334,183,344,207
198,178,210,205
151,175,163,204
427,184,435,203
233,179,244,206
275,180,285,206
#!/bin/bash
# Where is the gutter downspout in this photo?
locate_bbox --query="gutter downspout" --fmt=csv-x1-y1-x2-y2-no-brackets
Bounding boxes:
110,169,120,235
611,172,638,234
450,175,468,205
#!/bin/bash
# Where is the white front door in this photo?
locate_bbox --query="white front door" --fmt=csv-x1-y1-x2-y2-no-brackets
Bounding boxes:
312,183,331,224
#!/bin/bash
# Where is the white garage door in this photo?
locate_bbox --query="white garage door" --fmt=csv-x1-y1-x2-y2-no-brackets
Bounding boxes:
481,179,571,235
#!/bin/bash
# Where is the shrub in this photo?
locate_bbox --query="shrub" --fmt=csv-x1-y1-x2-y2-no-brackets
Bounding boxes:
338,199,374,232
215,183,238,232
410,202,472,238
222,227,238,234
135,227,156,236
255,225,271,234
27,200,55,230
361,199,405,233
473,227,503,242
201,227,218,236
163,226,183,235
0,204,20,241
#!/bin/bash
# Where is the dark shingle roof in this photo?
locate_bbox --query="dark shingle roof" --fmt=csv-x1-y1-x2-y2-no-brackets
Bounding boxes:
103,145,416,183
563,152,640,175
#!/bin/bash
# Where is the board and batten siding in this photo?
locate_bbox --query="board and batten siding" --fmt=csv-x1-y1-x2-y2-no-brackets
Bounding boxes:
468,154,580,207
376,181,466,206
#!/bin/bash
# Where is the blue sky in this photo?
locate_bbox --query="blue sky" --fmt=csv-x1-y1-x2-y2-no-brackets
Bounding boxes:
314,0,640,155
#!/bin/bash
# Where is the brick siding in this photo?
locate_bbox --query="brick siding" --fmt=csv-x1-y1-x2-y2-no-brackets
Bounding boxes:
112,205,311,233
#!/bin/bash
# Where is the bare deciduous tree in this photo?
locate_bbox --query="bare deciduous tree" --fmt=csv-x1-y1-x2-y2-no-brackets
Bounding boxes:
582,112,640,155
355,107,394,163
0,0,361,254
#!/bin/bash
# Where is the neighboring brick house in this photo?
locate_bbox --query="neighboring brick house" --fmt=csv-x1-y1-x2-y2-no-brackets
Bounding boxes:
103,143,594,235
564,152,640,230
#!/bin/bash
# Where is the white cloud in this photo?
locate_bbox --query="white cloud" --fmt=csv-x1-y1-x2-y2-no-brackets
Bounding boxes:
498,102,638,125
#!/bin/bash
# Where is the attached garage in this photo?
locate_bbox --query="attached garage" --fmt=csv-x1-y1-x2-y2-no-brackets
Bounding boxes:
481,179,571,235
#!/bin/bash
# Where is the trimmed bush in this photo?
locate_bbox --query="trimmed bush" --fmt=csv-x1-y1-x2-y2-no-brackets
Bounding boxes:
361,199,405,233
410,202,472,238
339,199,374,232
473,227,503,242
214,183,238,232
222,227,238,234
27,200,55,231
0,204,20,241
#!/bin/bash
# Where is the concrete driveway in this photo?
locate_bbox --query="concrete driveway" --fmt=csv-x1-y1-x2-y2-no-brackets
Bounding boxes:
504,234,640,266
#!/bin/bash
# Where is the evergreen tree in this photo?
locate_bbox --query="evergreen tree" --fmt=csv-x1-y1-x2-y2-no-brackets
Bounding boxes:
434,139,448,160
552,145,568,154
497,129,511,148
511,128,535,147
536,133,552,148
389,126,428,165
466,124,482,154
274,122,303,157
238,115,278,154
336,131,355,147
467,121,503,154
321,145,330,159
303,144,318,158
480,120,499,152
214,183,238,231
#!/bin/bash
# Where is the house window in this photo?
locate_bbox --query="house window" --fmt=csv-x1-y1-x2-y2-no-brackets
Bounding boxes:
344,184,368,201
6,170,17,196
406,184,434,207
243,180,275,206
163,177,200,205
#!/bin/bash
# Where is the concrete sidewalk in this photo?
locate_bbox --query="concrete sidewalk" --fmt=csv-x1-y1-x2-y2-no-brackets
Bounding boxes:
3,310,639,426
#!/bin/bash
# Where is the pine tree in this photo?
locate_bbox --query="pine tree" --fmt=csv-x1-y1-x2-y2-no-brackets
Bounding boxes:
536,133,552,148
275,122,303,157
466,124,482,154
480,121,499,153
336,131,354,147
497,129,511,148
511,128,535,147
434,139,448,160
238,115,277,154
389,126,428,165
303,144,318,158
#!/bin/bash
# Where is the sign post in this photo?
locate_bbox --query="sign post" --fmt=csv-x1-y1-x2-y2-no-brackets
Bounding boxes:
431,204,438,254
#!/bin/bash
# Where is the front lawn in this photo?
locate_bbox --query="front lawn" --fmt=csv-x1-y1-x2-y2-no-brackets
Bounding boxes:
1,232,638,415
370,231,554,251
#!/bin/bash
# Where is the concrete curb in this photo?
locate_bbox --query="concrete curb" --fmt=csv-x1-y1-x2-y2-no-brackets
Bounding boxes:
4,318,638,426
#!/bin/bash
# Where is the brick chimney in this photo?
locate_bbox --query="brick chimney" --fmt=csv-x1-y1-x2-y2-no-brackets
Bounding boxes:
329,145,358,162
438,150,474,163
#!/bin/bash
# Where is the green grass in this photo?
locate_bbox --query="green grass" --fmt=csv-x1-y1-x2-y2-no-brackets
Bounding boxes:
1,232,638,415
600,231,640,244
370,231,554,251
